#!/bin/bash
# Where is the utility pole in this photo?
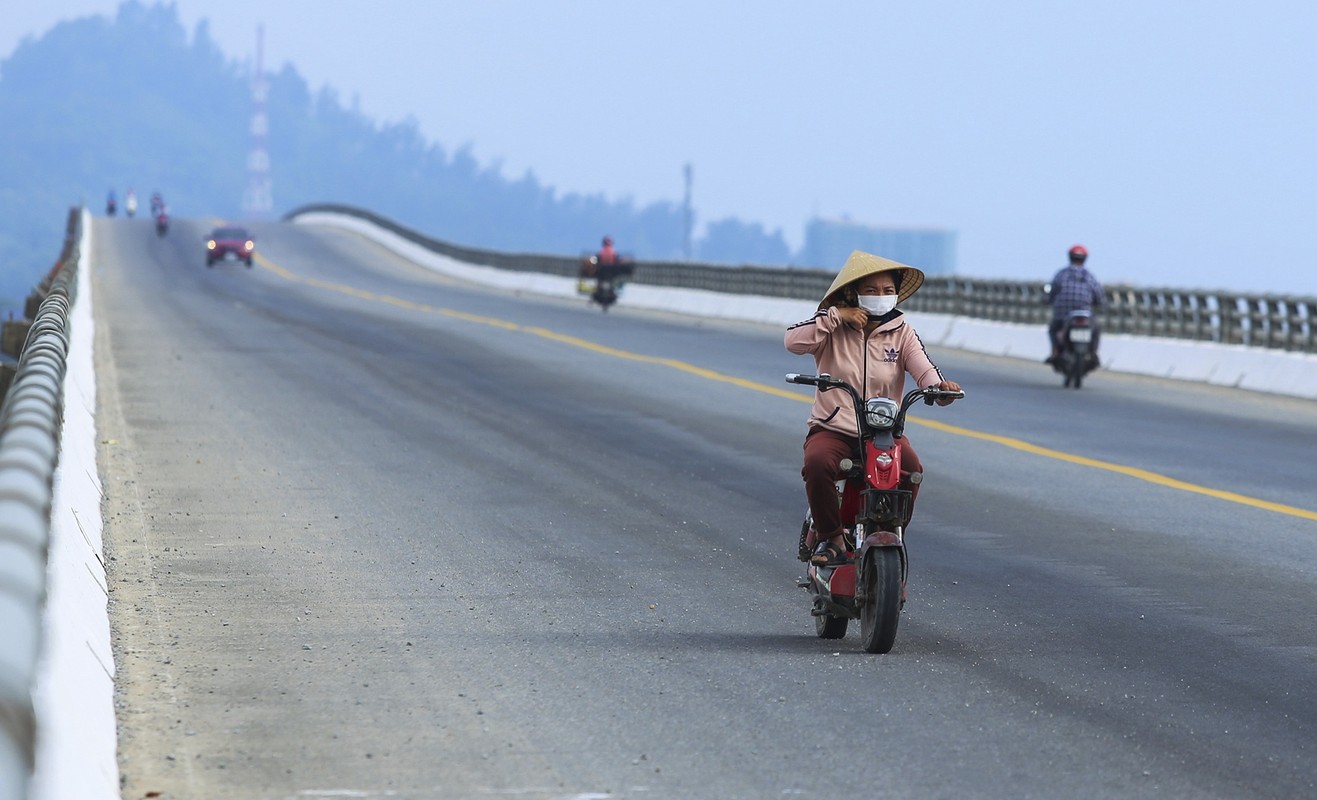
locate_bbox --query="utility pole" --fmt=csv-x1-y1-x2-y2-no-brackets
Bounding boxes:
242,24,274,218
682,162,693,261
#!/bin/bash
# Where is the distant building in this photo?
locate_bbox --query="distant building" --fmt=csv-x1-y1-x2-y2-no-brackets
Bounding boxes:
799,217,956,275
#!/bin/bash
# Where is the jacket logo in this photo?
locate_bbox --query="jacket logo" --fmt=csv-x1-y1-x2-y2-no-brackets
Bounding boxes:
883,347,900,363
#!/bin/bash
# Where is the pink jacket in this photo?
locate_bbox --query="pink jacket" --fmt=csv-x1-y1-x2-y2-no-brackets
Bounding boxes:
785,308,945,436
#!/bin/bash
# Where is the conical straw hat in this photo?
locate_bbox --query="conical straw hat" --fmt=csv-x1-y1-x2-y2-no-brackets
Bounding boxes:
820,250,926,309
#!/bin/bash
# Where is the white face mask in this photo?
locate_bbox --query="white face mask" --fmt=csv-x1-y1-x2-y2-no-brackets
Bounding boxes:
857,294,898,316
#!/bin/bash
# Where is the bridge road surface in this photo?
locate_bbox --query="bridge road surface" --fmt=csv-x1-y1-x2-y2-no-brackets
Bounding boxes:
90,215,1315,799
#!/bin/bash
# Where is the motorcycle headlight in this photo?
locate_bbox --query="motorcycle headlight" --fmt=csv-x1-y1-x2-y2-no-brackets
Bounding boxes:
865,397,899,430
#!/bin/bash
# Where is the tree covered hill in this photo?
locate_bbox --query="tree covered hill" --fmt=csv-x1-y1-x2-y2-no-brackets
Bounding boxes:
0,1,950,319
0,1,732,312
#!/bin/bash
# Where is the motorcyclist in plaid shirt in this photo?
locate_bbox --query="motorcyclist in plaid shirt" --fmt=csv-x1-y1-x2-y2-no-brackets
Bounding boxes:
1046,245,1105,364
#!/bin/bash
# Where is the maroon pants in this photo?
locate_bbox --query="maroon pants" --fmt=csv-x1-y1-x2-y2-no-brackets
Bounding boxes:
801,427,923,540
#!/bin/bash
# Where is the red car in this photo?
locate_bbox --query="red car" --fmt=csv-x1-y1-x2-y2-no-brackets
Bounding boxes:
205,226,255,267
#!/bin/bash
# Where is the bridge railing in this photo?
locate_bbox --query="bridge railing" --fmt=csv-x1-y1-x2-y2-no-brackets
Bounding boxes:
0,207,81,799
284,203,1317,354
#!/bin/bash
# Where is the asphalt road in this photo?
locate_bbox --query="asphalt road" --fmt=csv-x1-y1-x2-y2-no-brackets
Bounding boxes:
91,216,1316,800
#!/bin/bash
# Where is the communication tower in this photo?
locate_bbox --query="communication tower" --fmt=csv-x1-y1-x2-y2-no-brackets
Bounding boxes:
242,24,274,218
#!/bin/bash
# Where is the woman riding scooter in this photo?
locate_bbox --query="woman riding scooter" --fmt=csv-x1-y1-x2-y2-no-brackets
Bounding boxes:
785,250,962,567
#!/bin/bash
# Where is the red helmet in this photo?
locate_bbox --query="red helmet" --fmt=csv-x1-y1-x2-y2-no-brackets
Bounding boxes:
1068,244,1088,264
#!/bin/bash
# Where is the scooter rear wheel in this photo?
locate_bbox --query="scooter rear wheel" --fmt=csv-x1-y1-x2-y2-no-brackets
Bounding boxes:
1067,346,1088,389
815,613,848,639
859,549,903,653
1069,359,1085,389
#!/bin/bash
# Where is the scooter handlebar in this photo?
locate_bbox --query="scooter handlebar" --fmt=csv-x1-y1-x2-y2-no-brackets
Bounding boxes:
921,388,965,405
786,372,827,386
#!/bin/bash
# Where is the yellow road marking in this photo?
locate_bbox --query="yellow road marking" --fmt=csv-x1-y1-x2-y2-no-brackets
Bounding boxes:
911,417,1317,521
252,251,1317,522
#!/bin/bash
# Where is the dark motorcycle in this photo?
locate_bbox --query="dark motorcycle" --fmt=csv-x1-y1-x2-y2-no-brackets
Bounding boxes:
786,373,964,653
155,212,169,237
578,256,634,313
1052,309,1098,389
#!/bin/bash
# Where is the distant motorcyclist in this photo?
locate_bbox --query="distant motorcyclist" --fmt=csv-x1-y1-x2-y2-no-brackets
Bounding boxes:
125,188,138,218
597,236,618,266
579,236,633,311
106,190,117,216
1046,245,1104,364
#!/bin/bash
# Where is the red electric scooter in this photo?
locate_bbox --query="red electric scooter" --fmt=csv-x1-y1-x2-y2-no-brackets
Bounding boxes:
786,373,964,653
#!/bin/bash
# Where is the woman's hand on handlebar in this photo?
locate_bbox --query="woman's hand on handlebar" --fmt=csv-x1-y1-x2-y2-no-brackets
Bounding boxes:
933,380,962,406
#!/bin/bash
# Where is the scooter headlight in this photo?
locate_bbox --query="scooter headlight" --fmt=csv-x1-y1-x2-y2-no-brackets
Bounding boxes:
865,397,899,430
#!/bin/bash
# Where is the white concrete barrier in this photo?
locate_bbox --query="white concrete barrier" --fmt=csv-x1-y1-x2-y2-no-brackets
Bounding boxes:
30,210,119,800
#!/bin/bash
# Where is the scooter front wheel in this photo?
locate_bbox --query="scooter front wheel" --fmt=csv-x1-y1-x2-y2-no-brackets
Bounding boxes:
859,549,903,653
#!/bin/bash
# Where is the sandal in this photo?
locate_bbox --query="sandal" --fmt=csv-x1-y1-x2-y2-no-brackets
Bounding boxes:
810,540,850,567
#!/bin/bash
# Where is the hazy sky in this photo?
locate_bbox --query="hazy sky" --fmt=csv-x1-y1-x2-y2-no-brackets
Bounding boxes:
6,1,1316,294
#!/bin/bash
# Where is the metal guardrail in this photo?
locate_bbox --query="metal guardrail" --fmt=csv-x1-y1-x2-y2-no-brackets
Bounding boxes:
282,203,837,298
914,278,1317,352
285,203,1317,354
0,207,81,800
